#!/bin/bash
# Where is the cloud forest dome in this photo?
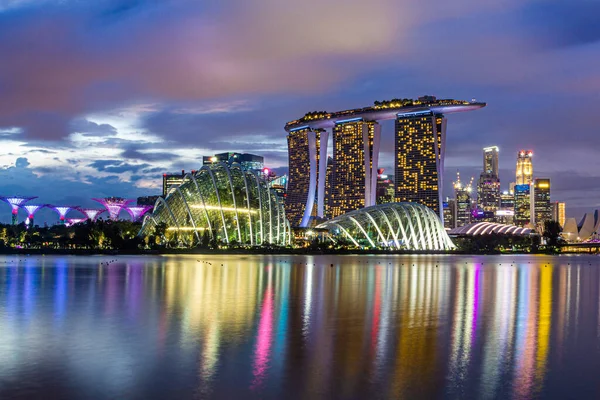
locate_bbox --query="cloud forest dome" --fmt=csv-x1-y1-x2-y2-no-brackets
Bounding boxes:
316,203,454,251
140,163,291,246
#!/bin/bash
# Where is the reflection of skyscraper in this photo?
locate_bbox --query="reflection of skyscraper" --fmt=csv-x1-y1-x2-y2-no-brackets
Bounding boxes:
516,150,533,185
285,127,328,227
395,111,446,220
514,184,531,227
330,120,380,218
533,178,551,228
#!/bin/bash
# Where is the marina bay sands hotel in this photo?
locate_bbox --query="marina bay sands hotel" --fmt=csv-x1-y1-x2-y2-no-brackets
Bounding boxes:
284,96,486,228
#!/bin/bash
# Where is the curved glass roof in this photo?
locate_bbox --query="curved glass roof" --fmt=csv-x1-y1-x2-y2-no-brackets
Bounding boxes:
448,222,533,236
140,163,291,247
316,202,454,250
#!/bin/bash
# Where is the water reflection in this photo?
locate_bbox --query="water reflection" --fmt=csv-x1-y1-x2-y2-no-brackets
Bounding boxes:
1,255,600,398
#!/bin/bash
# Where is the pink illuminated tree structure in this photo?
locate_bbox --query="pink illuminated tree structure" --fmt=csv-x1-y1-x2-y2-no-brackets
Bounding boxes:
50,206,76,224
0,196,37,225
125,205,153,222
21,204,47,227
76,208,106,222
66,218,86,227
92,197,134,220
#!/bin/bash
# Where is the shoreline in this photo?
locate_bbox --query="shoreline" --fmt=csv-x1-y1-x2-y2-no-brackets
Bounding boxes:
0,248,571,256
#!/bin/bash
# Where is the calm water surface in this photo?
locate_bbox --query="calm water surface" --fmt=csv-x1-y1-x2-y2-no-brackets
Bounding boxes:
1,254,600,399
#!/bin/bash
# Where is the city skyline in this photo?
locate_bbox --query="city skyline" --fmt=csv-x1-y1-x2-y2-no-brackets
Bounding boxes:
0,0,599,222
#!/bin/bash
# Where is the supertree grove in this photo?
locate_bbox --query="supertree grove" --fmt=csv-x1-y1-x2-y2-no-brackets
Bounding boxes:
50,206,76,224
21,204,47,227
0,196,38,225
125,205,153,221
92,197,134,220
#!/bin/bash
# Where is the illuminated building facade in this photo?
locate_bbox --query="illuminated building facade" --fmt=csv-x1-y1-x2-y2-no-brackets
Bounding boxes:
552,201,566,227
162,171,187,197
285,127,328,227
443,199,456,229
376,169,395,204
285,97,486,227
395,111,446,220
268,175,287,200
477,174,500,213
497,191,515,224
533,178,551,228
514,184,532,227
516,150,533,185
483,146,499,176
477,146,500,214
140,163,291,246
316,203,454,250
203,152,264,172
330,119,380,218
0,196,37,225
453,173,473,228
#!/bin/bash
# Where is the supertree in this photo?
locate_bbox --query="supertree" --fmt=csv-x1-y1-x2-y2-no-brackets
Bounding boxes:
49,206,76,225
125,205,153,222
76,208,106,222
0,196,37,225
21,204,47,227
66,218,86,227
92,197,134,220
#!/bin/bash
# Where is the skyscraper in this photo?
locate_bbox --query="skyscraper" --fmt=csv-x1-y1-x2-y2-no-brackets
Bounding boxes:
453,172,473,228
552,201,566,227
330,120,380,218
497,190,515,224
514,184,531,227
483,146,499,176
285,127,328,227
533,178,551,228
516,150,533,185
162,171,187,197
443,199,456,230
376,169,395,205
477,146,501,214
395,111,446,220
284,97,486,227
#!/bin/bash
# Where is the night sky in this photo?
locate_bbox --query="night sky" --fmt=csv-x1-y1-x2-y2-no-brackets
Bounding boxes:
0,0,598,222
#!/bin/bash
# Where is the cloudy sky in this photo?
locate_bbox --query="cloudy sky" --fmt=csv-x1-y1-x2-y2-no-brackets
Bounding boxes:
0,0,598,223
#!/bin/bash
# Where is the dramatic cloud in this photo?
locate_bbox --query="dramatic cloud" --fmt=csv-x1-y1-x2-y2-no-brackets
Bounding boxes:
0,0,598,220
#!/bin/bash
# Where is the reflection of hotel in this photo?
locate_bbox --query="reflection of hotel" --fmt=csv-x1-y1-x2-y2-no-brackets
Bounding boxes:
284,96,486,227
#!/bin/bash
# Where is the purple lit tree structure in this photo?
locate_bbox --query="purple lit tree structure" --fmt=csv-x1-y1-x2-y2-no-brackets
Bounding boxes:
77,208,106,222
92,197,134,220
0,196,37,225
66,218,86,227
50,206,75,224
125,205,153,222
21,204,47,227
